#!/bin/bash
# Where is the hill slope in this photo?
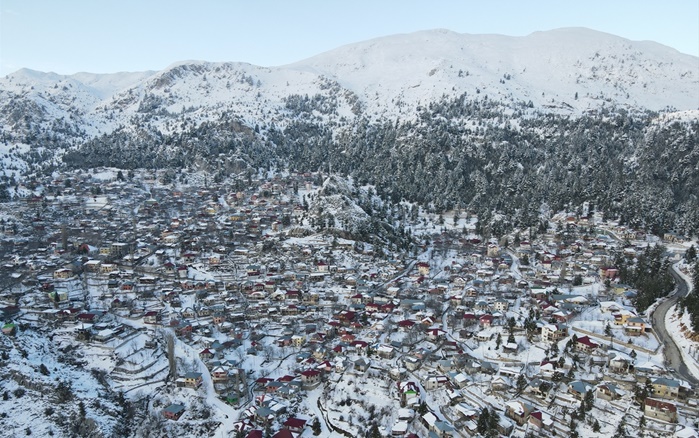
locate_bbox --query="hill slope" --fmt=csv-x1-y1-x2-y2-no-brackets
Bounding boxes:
0,28,697,235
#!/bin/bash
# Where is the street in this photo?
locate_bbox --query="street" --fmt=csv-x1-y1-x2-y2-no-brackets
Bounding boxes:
651,266,699,386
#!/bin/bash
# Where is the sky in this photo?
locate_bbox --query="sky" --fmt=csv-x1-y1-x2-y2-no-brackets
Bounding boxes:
1,0,698,77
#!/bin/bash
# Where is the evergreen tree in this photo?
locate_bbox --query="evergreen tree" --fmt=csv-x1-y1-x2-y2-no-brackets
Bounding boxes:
311,418,321,436
550,342,559,357
476,407,490,435
614,417,628,438
367,423,381,438
507,332,516,345
516,374,527,394
417,401,428,415
487,408,499,437
507,317,516,334
584,389,595,411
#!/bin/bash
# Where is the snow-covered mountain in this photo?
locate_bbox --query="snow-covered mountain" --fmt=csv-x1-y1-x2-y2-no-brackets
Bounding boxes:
0,27,696,147
287,27,698,115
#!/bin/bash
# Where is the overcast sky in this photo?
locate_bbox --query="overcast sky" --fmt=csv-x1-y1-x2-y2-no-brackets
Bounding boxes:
1,0,698,77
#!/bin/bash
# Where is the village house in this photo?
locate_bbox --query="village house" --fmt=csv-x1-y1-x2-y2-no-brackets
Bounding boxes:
568,380,592,400
644,397,678,423
608,353,632,374
612,309,636,326
493,298,509,312
423,375,449,391
491,375,512,391
2,323,17,336
83,259,101,273
596,382,626,401
143,311,161,324
416,262,430,276
574,335,599,354
162,403,186,421
651,377,681,400
505,400,534,426
282,417,307,434
178,372,203,389
377,344,395,359
300,370,321,388
479,314,494,328
541,323,568,344
528,410,554,431
53,268,73,280
624,316,647,336
211,366,229,382
100,263,117,275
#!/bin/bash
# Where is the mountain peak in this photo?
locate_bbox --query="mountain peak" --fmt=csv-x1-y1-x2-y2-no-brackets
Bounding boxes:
0,28,696,147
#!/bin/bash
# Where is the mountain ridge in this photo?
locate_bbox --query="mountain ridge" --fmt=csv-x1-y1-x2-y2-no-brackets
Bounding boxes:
2,27,697,125
0,28,698,236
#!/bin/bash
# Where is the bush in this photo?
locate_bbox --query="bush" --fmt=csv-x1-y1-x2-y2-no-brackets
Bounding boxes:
55,380,73,403
13,388,26,398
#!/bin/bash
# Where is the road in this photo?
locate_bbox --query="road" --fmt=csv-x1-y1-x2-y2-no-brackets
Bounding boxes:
651,266,699,386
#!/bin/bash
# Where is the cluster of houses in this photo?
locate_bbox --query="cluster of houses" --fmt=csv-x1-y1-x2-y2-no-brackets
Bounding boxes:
1,169,696,437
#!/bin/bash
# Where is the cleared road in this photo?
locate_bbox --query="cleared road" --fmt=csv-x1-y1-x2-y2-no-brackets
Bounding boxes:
651,266,698,386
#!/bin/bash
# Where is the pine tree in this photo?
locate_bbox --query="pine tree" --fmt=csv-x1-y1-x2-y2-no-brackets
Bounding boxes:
584,389,595,411
311,417,321,436
577,400,586,420
614,419,627,438
550,342,559,357
417,401,428,415
487,408,499,437
516,374,527,394
477,408,490,435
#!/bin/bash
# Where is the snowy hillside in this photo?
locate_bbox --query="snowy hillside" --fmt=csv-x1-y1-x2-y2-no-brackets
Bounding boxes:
0,27,696,145
0,28,697,235
288,28,699,116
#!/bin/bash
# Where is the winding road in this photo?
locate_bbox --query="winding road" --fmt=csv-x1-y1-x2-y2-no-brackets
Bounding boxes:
651,266,699,386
